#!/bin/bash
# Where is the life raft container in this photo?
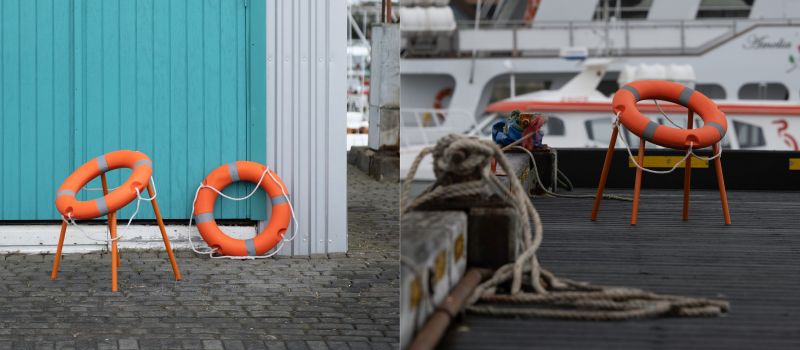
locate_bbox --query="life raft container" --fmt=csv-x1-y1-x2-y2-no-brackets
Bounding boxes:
55,150,152,219
193,161,291,256
613,80,727,149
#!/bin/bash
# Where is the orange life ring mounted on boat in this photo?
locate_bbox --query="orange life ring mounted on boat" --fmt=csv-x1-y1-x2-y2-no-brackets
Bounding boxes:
193,161,291,256
56,150,152,219
613,80,727,149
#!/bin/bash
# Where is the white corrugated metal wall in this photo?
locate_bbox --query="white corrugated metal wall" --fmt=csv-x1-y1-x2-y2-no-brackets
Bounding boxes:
266,0,348,255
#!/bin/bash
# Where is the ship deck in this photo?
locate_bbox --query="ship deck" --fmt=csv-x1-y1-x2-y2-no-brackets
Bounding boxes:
441,189,800,349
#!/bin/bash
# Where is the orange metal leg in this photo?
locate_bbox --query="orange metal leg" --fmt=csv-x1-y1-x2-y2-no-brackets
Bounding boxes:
591,126,619,221
101,174,119,292
109,211,119,292
148,183,181,281
683,110,694,221
631,137,646,225
713,143,732,225
50,220,68,280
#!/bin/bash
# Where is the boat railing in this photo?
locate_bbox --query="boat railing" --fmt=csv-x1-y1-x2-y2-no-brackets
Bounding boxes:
404,18,799,57
400,108,474,147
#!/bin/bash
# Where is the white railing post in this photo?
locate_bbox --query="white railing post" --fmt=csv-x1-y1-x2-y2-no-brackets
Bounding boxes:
680,20,685,54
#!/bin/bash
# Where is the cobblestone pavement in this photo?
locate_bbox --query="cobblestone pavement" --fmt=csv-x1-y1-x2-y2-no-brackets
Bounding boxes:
0,165,399,350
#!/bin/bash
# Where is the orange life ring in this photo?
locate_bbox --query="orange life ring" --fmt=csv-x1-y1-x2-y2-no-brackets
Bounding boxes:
613,80,727,149
193,161,291,256
56,150,152,220
523,0,540,25
433,87,453,111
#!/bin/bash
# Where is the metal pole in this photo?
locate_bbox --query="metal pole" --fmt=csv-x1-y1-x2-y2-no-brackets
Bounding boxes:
385,0,392,24
408,269,486,350
625,20,630,54
603,0,609,56
469,0,482,84
680,20,686,54
510,73,516,98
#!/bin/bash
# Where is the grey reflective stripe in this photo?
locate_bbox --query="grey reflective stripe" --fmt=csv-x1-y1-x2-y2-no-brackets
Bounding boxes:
642,121,660,142
134,159,152,168
706,121,726,138
96,197,109,215
228,162,239,181
194,212,214,224
621,85,640,101
678,87,694,105
245,239,257,256
57,189,75,197
96,156,108,172
271,195,290,206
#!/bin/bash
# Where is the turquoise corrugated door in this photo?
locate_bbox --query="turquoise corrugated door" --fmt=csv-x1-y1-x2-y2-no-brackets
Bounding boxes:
0,0,266,221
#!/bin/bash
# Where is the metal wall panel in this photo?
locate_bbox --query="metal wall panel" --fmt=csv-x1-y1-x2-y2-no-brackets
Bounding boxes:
0,0,266,220
265,0,348,254
1,0,73,221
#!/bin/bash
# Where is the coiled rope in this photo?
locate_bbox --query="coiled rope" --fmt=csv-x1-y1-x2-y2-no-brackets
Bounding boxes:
402,134,729,320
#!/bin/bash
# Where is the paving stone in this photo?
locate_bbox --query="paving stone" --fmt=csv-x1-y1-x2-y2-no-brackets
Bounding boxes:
222,340,245,350
203,340,224,350
117,338,137,350
0,166,397,348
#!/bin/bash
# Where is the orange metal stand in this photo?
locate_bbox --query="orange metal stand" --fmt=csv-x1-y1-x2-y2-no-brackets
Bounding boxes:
591,110,731,225
682,110,694,221
50,175,181,292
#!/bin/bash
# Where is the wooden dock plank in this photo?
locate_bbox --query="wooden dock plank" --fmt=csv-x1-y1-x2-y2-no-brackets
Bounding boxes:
441,189,800,349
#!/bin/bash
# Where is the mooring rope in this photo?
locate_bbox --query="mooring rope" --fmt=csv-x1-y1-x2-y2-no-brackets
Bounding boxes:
402,134,729,320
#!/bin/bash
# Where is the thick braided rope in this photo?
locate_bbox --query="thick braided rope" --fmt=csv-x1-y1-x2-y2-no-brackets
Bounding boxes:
402,134,729,320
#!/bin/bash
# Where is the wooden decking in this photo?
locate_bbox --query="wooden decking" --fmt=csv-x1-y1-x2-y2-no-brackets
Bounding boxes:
441,189,800,349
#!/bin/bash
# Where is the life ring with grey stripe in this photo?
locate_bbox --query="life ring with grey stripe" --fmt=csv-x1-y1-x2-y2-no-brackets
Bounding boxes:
193,161,291,256
56,150,153,220
613,80,727,149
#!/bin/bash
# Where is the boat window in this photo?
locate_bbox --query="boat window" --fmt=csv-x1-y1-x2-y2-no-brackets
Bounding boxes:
480,115,505,137
656,116,733,148
738,82,789,101
696,0,752,19
598,80,620,97
733,120,766,148
585,117,615,144
593,0,652,20
545,116,565,136
695,83,727,100
488,76,551,105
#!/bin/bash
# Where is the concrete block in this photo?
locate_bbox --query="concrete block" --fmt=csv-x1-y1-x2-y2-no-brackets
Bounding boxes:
495,148,558,194
467,207,521,269
400,211,466,348
347,146,399,181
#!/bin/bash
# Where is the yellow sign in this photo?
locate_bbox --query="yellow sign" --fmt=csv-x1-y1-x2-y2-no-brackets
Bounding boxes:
790,158,800,170
628,156,709,169
454,233,465,261
433,251,447,283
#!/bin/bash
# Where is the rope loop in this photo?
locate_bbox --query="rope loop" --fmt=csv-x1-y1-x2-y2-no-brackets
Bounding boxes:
613,113,723,175
64,176,158,244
